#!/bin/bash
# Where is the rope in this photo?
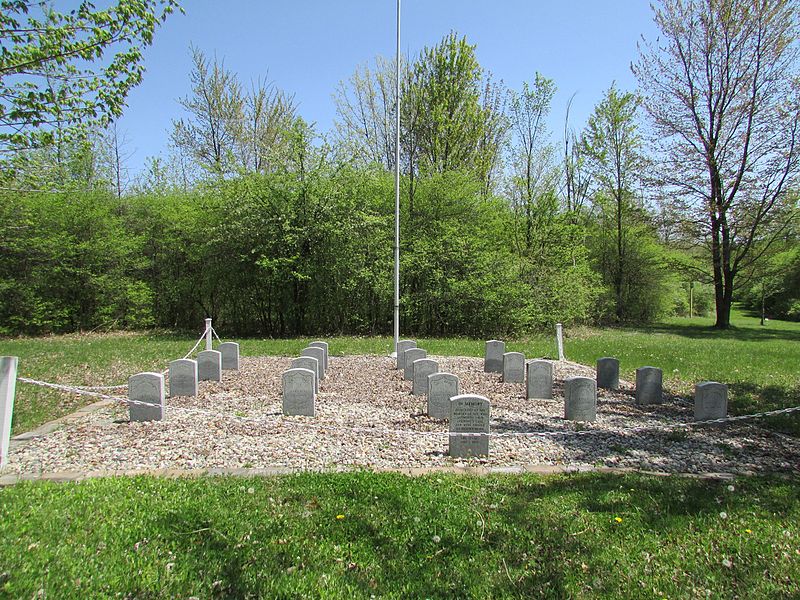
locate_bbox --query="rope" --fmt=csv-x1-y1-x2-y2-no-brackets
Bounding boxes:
211,327,222,344
15,376,800,439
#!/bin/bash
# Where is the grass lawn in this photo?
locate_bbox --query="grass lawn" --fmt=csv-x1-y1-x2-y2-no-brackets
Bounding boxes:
1,307,798,435
0,472,797,598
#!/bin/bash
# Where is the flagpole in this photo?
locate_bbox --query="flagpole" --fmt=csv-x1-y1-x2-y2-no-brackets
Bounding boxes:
392,0,401,357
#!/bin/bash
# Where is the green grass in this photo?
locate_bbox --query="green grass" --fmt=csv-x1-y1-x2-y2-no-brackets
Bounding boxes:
0,472,797,599
1,307,799,434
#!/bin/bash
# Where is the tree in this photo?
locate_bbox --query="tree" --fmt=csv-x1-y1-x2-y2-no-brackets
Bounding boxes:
0,0,180,162
583,85,646,320
633,0,800,328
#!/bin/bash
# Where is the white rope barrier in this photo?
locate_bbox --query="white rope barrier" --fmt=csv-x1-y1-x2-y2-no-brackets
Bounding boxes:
14,376,800,439
211,327,222,344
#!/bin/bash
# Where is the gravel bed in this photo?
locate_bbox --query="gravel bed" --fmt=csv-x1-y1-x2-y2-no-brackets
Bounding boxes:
4,355,799,475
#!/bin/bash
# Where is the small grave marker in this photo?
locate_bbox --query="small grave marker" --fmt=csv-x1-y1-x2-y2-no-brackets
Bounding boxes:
282,368,316,417
197,350,222,382
694,381,728,421
301,347,325,381
309,341,329,370
564,376,597,422
168,359,198,397
403,348,426,380
428,372,459,419
220,342,240,371
412,358,438,396
526,360,553,399
396,340,417,370
129,372,166,422
502,352,525,383
449,394,490,457
635,366,663,405
596,357,620,390
484,340,505,373
291,357,319,393
0,356,18,468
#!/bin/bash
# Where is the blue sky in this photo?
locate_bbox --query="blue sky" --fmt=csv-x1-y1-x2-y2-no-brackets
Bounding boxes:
119,1,659,175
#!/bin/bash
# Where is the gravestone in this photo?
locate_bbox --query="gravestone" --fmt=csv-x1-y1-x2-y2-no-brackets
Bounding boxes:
694,381,728,421
564,376,597,422
596,357,620,390
309,341,329,370
0,356,18,468
412,358,439,396
449,394,490,457
526,360,553,399
403,348,426,380
301,347,325,381
428,373,459,419
484,340,505,373
129,372,166,422
219,342,240,371
396,340,416,370
197,350,222,382
168,358,198,397
291,356,319,393
502,352,525,383
282,368,315,417
635,366,663,405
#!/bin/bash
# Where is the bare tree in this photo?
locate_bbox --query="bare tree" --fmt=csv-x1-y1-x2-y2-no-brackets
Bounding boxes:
242,76,297,174
633,0,800,328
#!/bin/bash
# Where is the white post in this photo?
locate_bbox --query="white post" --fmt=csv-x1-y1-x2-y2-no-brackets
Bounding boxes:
556,323,565,361
205,318,213,351
391,0,401,358
0,356,18,468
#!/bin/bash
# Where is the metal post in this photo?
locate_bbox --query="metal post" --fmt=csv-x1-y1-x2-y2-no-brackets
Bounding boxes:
0,356,18,468
392,0,402,357
556,323,565,361
205,318,213,351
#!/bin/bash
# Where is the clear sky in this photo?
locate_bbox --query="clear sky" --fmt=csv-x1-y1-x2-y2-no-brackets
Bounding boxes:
119,0,660,175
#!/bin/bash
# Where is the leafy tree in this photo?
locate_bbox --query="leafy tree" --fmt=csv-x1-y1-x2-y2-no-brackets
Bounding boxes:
0,0,180,163
633,0,800,328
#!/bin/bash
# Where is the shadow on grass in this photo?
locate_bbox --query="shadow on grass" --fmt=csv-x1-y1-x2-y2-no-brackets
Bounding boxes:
621,320,800,343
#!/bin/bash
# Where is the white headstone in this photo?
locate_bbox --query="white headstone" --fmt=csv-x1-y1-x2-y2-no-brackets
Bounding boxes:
564,376,597,422
636,366,663,405
526,360,553,399
694,381,728,421
168,358,198,397
484,340,505,373
0,356,18,468
412,358,438,396
291,356,319,393
129,372,166,422
197,350,222,382
403,348,426,380
596,357,619,390
502,352,525,383
220,342,240,370
449,394,490,457
309,341,329,370
396,340,417,370
428,372,459,420
301,347,325,380
282,368,315,417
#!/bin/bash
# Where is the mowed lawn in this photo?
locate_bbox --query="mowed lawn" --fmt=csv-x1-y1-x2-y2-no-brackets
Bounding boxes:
1,307,798,435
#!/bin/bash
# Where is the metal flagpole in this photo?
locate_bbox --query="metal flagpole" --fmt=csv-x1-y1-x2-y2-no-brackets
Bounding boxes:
392,0,401,358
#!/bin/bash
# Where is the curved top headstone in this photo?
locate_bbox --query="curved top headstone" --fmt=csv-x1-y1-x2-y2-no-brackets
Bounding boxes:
484,340,505,373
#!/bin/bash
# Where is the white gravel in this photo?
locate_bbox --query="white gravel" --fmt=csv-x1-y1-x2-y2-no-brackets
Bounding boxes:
4,355,799,475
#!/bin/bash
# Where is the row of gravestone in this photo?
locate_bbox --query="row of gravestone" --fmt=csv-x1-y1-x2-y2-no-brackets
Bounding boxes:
281,342,329,417
128,342,241,422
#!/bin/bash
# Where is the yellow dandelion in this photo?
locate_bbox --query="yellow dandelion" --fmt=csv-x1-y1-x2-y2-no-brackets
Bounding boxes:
336,514,345,520
745,529,752,534
614,517,623,523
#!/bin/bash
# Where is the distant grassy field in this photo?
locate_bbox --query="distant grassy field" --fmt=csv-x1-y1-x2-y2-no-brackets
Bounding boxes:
0,471,797,599
0,307,798,434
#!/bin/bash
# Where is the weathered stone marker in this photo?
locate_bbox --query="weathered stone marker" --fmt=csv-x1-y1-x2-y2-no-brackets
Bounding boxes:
396,340,416,370
428,372,459,419
502,352,525,383
403,348,426,380
635,366,663,405
219,342,240,371
0,356,18,468
291,357,319,393
526,359,553,399
168,358,198,397
449,394,490,457
694,381,728,421
564,376,597,422
197,349,222,382
412,358,439,396
309,341,329,370
301,347,325,380
556,323,565,360
596,357,620,390
484,340,505,373
282,368,315,417
129,372,166,422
